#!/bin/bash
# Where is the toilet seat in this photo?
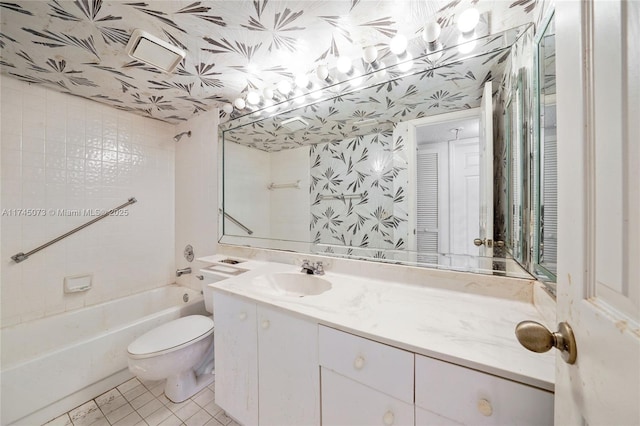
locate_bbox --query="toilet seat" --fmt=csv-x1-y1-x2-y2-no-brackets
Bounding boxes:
127,315,214,359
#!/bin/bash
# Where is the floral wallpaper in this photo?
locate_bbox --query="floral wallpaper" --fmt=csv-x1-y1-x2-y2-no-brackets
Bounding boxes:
220,26,524,152
309,127,409,256
1,0,539,124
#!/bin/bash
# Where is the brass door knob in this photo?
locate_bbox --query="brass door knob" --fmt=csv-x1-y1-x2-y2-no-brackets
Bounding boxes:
474,238,495,247
515,321,577,364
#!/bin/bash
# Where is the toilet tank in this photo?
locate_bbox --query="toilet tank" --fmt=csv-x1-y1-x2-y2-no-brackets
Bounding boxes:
201,272,229,313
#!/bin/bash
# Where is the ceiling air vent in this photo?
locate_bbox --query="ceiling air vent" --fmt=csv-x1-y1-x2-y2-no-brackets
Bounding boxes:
280,116,309,132
126,29,186,73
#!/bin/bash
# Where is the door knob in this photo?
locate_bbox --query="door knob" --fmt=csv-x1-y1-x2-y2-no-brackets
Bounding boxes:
474,238,495,247
515,321,577,364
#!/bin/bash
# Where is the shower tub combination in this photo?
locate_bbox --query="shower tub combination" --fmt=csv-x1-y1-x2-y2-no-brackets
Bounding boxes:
0,284,207,426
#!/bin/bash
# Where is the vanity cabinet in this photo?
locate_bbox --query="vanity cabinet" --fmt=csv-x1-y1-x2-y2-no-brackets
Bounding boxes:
257,305,319,426
213,292,259,426
319,326,415,426
213,291,319,426
415,355,553,425
214,292,553,426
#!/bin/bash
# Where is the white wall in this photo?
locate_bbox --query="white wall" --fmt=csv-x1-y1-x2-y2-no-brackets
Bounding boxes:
0,77,175,327
223,142,271,238
269,146,310,242
174,110,219,291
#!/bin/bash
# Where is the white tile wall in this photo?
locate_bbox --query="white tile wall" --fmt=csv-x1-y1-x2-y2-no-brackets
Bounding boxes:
269,147,310,242
222,142,271,239
174,111,219,291
1,76,176,327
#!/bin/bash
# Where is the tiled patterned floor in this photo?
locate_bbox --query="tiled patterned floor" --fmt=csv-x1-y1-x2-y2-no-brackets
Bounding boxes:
43,377,241,426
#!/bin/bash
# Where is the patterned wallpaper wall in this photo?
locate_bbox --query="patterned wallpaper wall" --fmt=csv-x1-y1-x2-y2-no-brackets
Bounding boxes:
1,0,540,124
309,127,409,257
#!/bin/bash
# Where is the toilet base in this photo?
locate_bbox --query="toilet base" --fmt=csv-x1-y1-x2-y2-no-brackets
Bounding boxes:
165,369,215,403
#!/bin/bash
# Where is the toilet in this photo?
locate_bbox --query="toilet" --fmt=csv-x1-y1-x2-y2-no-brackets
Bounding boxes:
127,281,218,403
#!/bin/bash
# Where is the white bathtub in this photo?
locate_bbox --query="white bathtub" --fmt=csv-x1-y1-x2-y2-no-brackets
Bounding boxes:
0,285,207,426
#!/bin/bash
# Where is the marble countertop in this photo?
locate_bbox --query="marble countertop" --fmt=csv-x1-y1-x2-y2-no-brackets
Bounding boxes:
199,255,555,392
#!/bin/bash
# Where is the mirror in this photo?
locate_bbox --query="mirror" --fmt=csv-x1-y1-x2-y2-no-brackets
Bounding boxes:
219,24,534,278
533,10,557,283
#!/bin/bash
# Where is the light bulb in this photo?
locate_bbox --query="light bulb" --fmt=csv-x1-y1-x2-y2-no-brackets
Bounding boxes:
246,91,261,105
457,8,480,34
336,56,352,74
295,73,310,89
311,89,323,99
222,103,233,114
397,54,413,72
457,36,477,54
263,88,274,100
362,46,378,64
422,21,441,43
389,34,408,55
316,64,330,81
233,98,246,110
277,80,292,95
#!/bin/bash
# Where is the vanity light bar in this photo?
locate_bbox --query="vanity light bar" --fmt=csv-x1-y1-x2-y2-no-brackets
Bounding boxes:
223,7,483,116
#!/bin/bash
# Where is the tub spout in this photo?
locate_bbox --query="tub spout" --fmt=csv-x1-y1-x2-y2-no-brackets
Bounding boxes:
176,267,192,277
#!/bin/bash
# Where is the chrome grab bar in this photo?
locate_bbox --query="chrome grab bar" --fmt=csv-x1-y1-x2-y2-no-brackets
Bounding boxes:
219,208,253,235
10,197,137,263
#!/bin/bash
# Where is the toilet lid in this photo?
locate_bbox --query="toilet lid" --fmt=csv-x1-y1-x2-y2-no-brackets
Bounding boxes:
127,315,214,357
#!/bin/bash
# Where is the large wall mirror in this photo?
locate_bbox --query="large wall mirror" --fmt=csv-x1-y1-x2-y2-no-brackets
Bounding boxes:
219,24,535,278
533,10,557,286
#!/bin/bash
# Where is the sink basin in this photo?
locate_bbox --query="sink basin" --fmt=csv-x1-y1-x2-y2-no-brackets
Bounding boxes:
259,273,332,297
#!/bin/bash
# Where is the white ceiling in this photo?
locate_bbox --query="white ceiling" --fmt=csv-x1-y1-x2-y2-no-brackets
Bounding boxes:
0,1,539,123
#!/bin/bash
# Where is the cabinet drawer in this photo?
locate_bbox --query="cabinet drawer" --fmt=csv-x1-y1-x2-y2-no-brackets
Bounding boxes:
415,355,553,426
318,326,413,403
321,367,414,426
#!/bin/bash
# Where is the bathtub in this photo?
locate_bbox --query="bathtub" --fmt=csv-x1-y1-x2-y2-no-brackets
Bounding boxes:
0,285,207,426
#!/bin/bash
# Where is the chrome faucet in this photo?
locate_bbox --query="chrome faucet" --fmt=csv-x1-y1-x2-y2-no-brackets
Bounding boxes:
301,259,324,275
176,267,192,277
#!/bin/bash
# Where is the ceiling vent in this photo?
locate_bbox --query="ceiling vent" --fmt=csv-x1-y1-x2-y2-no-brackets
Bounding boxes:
280,116,309,132
126,29,186,73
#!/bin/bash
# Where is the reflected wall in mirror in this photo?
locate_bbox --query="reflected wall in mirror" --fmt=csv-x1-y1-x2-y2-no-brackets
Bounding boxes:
220,25,535,278
533,10,557,283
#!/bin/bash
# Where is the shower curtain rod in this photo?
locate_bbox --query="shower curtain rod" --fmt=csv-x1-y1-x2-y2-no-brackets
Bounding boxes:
10,197,137,263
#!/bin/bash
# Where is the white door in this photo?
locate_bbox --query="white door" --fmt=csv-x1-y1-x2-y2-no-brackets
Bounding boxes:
554,1,640,424
450,138,480,258
478,81,494,258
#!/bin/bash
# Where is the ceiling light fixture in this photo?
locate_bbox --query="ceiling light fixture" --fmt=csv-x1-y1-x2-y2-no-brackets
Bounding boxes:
457,8,480,35
295,73,312,90
277,80,293,96
246,91,261,105
397,54,414,72
233,98,246,110
389,34,408,56
336,56,353,75
222,103,233,114
362,46,378,64
316,64,334,84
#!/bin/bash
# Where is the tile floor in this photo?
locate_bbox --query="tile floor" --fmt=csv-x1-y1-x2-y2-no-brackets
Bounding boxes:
43,377,241,426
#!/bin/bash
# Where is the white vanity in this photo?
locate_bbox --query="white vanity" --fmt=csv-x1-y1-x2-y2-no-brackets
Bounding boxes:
200,254,555,426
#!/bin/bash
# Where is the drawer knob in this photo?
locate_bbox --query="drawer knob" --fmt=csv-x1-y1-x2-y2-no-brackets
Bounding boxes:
261,320,270,329
383,410,395,425
477,398,493,417
353,356,365,370
238,312,247,320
